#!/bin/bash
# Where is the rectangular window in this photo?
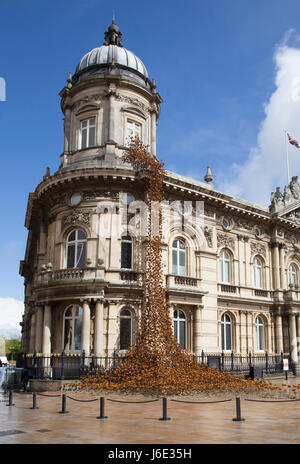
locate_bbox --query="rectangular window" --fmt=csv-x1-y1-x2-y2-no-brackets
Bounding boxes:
126,120,141,144
81,118,96,149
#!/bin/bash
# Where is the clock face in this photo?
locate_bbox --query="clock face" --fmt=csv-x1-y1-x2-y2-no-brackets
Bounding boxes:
70,193,82,206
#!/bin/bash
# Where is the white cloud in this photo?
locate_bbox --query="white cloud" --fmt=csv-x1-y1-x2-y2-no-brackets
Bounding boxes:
0,298,24,339
218,34,300,206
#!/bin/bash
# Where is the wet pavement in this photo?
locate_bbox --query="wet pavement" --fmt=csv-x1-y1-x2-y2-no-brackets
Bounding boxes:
0,378,299,444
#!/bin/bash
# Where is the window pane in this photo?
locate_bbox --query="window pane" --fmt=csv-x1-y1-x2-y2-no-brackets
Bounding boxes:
179,320,186,348
65,307,72,318
81,128,87,149
174,320,178,340
68,231,76,242
120,317,131,350
77,230,86,240
221,324,225,350
179,250,185,267
74,316,82,351
64,319,73,351
226,323,231,350
224,261,230,283
67,244,75,268
88,126,95,147
76,242,86,268
121,241,132,269
172,250,178,274
74,305,82,317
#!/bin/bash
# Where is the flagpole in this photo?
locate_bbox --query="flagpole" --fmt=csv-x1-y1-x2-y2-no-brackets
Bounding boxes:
285,130,290,185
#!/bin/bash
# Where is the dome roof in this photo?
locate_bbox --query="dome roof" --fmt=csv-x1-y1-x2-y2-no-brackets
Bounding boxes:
76,44,148,78
73,20,150,88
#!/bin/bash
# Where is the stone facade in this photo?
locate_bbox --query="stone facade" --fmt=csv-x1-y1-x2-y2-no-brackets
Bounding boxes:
19,21,300,368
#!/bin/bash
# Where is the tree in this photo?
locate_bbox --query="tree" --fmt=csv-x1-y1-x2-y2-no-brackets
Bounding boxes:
5,338,21,361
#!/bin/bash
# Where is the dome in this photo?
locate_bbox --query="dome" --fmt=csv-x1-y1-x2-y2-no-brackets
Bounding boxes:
75,44,148,78
73,20,150,88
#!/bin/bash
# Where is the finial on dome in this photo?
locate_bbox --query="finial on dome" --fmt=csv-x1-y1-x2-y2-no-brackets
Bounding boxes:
67,72,72,89
204,166,213,184
103,18,123,47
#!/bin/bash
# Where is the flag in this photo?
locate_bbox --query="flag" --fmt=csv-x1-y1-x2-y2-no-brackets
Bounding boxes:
287,133,300,148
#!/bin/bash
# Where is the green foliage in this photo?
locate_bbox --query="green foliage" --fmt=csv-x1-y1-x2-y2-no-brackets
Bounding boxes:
5,338,21,361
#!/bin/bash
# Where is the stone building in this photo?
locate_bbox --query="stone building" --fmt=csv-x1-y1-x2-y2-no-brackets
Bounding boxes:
20,20,300,370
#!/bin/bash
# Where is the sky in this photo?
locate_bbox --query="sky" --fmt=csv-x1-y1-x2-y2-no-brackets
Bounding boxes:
1,0,300,337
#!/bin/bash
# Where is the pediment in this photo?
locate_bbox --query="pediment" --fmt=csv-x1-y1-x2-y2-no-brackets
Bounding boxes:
75,103,100,116
121,105,147,119
280,205,300,225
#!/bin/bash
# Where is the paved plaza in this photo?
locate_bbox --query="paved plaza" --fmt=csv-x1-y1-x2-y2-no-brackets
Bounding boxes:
0,378,299,445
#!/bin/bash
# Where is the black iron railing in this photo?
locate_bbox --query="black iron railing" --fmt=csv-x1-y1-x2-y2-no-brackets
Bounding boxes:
16,350,291,381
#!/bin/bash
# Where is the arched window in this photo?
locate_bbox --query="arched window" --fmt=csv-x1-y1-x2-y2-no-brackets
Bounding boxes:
219,250,231,284
120,308,132,351
255,316,265,351
221,313,232,351
172,240,186,275
288,264,297,286
173,309,186,349
253,256,263,288
63,305,83,351
66,230,87,268
121,235,132,269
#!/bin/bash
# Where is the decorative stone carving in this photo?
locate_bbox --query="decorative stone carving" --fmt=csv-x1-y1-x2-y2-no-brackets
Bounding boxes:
250,242,266,257
83,190,119,200
204,208,215,218
217,232,235,250
283,208,300,225
115,93,149,113
204,227,213,248
234,218,254,231
62,210,91,229
47,213,57,224
270,176,300,212
73,94,104,111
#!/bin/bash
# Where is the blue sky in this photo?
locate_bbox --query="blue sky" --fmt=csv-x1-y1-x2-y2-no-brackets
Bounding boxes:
1,0,300,329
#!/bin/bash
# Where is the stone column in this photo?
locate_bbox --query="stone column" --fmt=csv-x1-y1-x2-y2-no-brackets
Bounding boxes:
240,311,247,353
42,304,52,355
272,243,281,290
297,315,300,340
63,107,71,153
94,299,104,357
151,110,157,156
275,313,283,353
108,87,116,142
81,300,91,357
29,312,36,353
289,313,298,363
279,245,287,290
193,305,202,354
35,306,43,353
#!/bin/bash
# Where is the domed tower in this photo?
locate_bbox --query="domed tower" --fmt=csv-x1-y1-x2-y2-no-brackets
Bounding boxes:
19,20,162,358
59,18,162,171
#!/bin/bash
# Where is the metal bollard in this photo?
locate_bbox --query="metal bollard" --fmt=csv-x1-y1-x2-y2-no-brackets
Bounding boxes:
232,397,245,422
30,392,39,410
6,390,14,407
97,397,107,419
59,394,68,414
159,397,171,421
